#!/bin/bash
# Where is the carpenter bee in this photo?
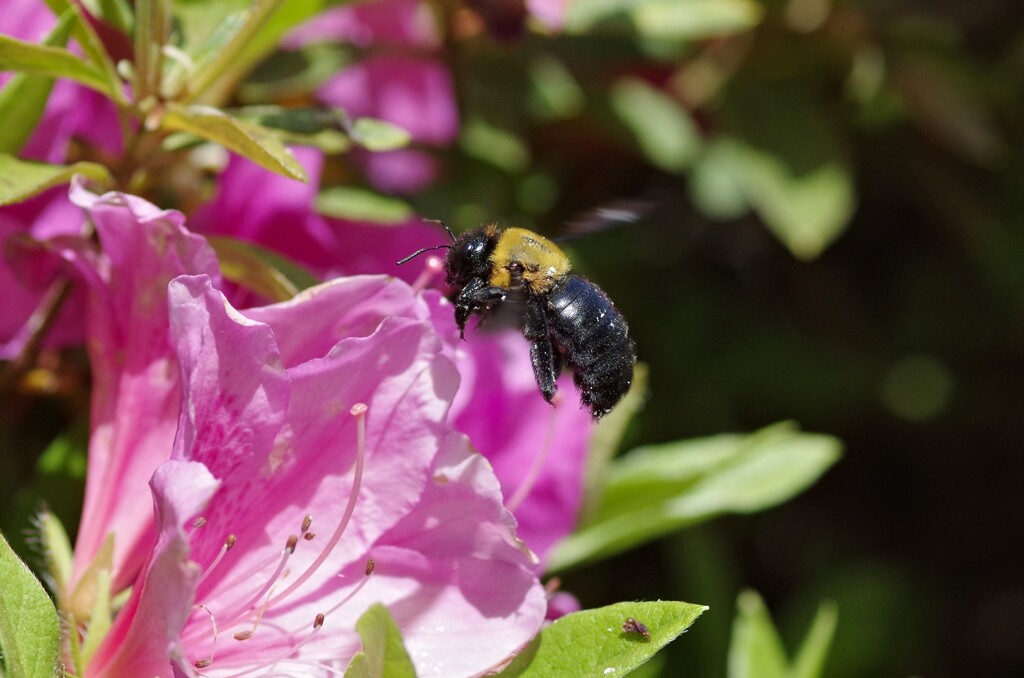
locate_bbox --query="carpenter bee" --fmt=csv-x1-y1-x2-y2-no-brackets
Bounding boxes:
398,218,637,418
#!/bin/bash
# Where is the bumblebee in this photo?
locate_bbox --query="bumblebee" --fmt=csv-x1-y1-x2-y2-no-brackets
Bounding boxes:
399,223,636,418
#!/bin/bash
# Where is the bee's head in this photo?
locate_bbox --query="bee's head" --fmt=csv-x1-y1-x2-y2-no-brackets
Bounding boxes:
444,227,497,289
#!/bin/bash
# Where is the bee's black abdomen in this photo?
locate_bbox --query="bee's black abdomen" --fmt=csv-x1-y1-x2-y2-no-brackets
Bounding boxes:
547,275,636,417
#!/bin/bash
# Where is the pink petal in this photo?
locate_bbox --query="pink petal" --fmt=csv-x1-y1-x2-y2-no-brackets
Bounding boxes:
87,460,220,678
66,183,219,592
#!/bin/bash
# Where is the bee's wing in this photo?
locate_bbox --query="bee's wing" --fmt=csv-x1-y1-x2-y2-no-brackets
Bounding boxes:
557,200,654,242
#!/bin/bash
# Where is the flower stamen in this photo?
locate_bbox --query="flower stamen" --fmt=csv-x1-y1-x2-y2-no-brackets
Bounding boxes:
263,404,368,610
411,255,443,294
196,534,236,590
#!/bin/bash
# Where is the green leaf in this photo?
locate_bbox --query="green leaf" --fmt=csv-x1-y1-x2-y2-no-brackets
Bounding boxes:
0,11,75,155
791,600,839,678
36,510,74,607
461,118,529,173
207,235,319,302
160,104,308,181
632,0,764,40
0,154,112,206
498,601,707,677
703,83,856,260
47,0,126,104
0,34,113,96
316,187,413,225
728,591,789,678
344,603,416,678
727,590,839,678
547,422,841,572
0,530,62,678
230,106,354,153
182,1,348,105
610,78,701,173
350,118,412,152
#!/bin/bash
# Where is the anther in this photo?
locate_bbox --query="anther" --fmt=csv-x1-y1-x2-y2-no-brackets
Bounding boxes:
300,515,312,533
285,535,298,553
303,532,316,541
365,558,375,576
195,658,212,668
314,613,325,630
233,629,253,641
195,534,239,590
193,517,207,528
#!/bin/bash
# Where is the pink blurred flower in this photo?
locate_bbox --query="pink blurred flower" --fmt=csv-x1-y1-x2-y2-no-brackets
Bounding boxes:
0,190,87,358
287,0,458,194
86,274,545,676
528,0,573,31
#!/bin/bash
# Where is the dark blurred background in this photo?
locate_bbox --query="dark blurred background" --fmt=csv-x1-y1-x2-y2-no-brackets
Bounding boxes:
4,0,1023,675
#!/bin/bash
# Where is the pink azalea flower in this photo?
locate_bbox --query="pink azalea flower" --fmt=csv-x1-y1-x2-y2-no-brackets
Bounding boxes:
59,182,220,593
86,274,545,676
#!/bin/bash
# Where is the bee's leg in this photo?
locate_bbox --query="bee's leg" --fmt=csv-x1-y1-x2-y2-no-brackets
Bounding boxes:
525,296,558,403
454,278,506,339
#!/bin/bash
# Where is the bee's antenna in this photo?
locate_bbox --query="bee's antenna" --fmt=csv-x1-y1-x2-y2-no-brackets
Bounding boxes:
423,218,457,242
396,244,452,266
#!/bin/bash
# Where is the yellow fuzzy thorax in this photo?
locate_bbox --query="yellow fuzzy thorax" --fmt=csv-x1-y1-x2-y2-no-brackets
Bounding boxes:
488,227,571,293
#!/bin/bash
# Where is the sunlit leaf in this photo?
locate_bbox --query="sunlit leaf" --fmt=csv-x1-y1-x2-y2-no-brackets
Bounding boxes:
0,530,62,678
231,105,353,153
316,187,413,225
498,601,707,677
350,118,411,152
160,103,308,181
0,11,75,155
344,603,417,678
0,34,113,96
547,422,841,572
47,0,126,103
0,154,112,206
632,0,764,40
